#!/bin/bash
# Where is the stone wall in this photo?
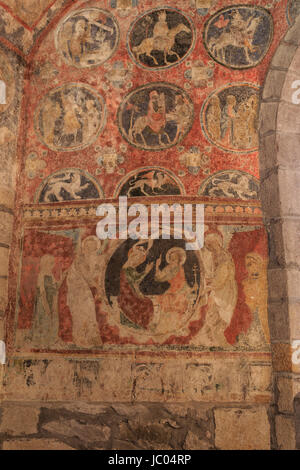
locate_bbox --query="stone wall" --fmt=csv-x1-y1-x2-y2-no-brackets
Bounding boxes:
0,402,271,450
259,13,300,450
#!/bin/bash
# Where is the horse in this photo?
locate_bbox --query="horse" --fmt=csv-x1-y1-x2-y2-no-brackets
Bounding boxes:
208,14,261,64
132,23,191,66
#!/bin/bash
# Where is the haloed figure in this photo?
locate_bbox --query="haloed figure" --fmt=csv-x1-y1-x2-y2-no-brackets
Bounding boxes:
118,240,154,329
154,247,192,334
66,236,103,348
198,231,238,346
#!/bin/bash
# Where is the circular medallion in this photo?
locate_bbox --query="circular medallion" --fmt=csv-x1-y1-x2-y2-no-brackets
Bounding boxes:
200,83,259,153
35,168,104,203
35,84,106,152
286,0,300,25
203,5,273,69
127,7,195,70
118,82,194,151
198,170,260,200
55,8,120,68
0,53,15,113
114,167,184,198
104,237,203,342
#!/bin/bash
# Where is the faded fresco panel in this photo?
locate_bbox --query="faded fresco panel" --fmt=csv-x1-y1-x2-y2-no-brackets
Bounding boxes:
15,202,270,354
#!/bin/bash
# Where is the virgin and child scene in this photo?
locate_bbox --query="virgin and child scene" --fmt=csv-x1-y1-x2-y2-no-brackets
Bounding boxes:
16,224,270,351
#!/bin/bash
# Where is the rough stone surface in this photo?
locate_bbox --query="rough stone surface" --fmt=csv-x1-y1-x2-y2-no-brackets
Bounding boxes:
275,415,296,450
0,402,216,450
0,404,40,436
277,376,294,414
2,438,76,450
214,407,270,450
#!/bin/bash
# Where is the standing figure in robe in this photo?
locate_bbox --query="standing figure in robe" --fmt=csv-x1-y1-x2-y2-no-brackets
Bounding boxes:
66,236,103,348
60,92,82,145
207,95,221,142
118,240,154,329
197,230,238,346
32,254,64,348
68,19,91,64
239,252,270,346
221,94,237,147
153,247,192,334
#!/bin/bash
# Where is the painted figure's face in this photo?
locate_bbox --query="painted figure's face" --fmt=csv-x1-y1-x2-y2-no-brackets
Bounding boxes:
83,239,99,254
75,20,86,35
128,245,147,266
211,96,220,108
166,248,186,266
204,234,222,253
245,254,264,279
168,252,180,265
226,95,236,106
41,255,56,272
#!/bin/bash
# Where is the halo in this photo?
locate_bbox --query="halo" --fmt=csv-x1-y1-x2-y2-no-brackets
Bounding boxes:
166,247,187,266
81,235,102,252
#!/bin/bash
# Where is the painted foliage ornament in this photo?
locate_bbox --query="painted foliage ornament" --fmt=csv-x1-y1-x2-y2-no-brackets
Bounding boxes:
35,84,106,152
118,82,194,151
56,8,120,68
127,7,195,70
203,5,273,69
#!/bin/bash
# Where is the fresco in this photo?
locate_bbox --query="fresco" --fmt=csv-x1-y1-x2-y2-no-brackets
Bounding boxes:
199,171,260,200
55,8,120,68
0,0,52,26
34,84,106,152
16,213,270,351
0,52,15,114
35,169,104,203
200,84,259,152
127,7,195,70
203,5,273,69
286,0,300,24
118,82,194,150
3,0,290,369
115,167,184,197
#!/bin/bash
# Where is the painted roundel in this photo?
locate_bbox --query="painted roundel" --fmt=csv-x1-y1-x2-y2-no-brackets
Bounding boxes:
36,168,104,203
118,83,194,151
104,238,203,341
127,8,195,70
286,0,300,25
35,84,106,152
198,170,260,201
55,8,120,68
203,6,273,69
114,167,185,197
200,83,259,153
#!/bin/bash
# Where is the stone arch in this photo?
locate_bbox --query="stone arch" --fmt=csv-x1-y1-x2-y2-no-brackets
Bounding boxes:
259,13,300,449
